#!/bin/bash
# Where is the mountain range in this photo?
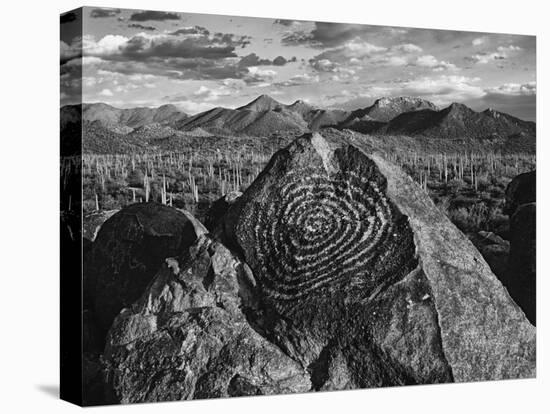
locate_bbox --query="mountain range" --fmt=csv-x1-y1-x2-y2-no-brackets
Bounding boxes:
61,94,536,154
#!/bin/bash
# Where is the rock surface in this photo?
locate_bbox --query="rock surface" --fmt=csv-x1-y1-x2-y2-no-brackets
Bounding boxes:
505,171,536,216
104,235,310,403
221,132,535,387
86,203,205,334
204,191,242,231
504,171,536,324
83,209,119,242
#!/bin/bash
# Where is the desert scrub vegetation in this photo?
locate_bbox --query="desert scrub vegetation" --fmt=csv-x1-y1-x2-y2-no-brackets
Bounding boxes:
384,149,535,236
82,146,272,218
79,131,534,240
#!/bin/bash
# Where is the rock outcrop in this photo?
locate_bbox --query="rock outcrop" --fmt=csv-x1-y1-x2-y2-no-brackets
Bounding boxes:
83,210,119,242
505,171,536,324
221,132,535,387
85,203,206,334
104,235,310,403
204,191,242,231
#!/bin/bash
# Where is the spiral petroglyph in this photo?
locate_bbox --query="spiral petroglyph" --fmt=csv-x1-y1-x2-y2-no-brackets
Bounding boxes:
254,171,392,298
232,134,418,314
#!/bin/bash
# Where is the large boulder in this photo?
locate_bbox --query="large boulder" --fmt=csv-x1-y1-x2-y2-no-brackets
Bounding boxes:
504,170,536,216
504,170,536,324
508,203,536,324
204,191,242,231
221,133,535,388
104,235,310,403
83,209,119,242
86,202,207,334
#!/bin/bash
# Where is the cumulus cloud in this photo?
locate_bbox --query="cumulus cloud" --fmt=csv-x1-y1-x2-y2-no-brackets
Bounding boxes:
392,43,423,53
308,39,437,72
309,40,387,70
275,73,320,87
281,22,409,48
466,45,522,64
238,53,296,68
245,67,278,83
192,85,235,101
90,8,121,18
397,75,485,103
170,26,210,36
129,10,181,21
59,28,256,82
463,81,536,121
486,81,536,96
472,37,486,46
99,88,114,96
415,55,458,71
282,22,381,48
128,23,156,31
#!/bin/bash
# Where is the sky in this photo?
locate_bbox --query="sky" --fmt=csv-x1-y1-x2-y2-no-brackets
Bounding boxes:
60,7,536,121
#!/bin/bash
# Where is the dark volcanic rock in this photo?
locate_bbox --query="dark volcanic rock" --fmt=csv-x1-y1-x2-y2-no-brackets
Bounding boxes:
204,191,242,231
505,171,536,215
468,231,510,280
222,132,535,387
507,203,536,323
104,235,310,403
86,203,206,334
83,210,119,242
503,171,536,324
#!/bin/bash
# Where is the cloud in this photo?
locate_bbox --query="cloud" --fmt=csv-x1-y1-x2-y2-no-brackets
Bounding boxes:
90,8,121,18
128,23,156,31
70,30,250,62
309,40,387,70
486,81,536,96
472,37,486,46
281,22,407,48
464,81,536,121
129,10,181,21
60,39,81,64
99,88,114,96
309,39,429,72
60,26,257,83
274,19,303,26
238,53,296,68
398,75,484,103
192,85,234,101
84,35,129,56
60,12,77,24
162,95,217,114
283,22,378,47
275,73,320,87
466,45,522,64
392,43,423,53
170,26,210,36
245,67,278,83
415,55,458,71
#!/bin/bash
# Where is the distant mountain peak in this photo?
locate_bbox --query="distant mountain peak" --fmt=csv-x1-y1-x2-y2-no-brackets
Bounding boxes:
238,94,283,111
483,108,501,118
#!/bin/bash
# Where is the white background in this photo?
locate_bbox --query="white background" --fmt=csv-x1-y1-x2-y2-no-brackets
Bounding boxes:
0,0,547,412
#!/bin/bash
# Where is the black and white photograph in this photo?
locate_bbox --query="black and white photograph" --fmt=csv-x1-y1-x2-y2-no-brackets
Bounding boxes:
57,4,539,407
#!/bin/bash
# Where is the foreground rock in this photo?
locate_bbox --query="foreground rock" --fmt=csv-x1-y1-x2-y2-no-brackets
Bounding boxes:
505,171,536,324
83,210,119,242
104,235,310,403
505,171,536,216
468,231,510,280
86,203,206,334
204,191,242,231
222,133,535,387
